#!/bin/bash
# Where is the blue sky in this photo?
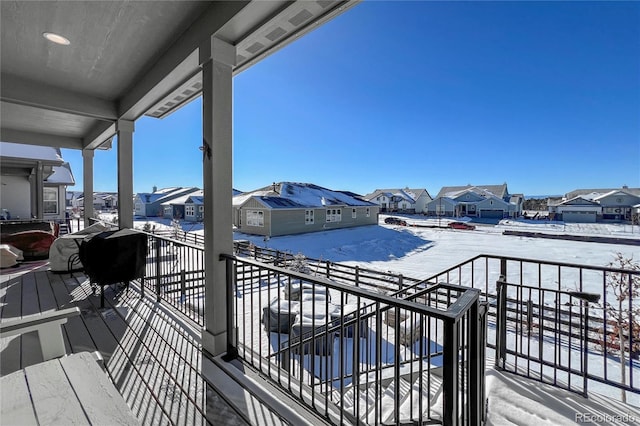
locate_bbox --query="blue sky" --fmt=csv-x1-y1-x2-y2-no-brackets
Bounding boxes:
63,0,640,197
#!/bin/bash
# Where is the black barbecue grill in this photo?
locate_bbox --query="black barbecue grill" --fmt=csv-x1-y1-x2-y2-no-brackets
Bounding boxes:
79,228,147,307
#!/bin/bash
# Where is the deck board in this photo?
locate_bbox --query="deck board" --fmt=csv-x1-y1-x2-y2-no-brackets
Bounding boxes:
0,264,253,426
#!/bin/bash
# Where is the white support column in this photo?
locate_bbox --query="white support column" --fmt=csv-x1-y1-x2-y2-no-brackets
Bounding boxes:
82,149,95,228
200,37,235,356
116,119,135,229
35,161,44,219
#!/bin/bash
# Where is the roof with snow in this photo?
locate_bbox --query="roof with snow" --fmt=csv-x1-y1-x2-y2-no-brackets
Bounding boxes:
186,195,204,205
161,189,203,206
593,189,640,201
0,141,64,163
565,187,640,199
364,188,431,202
136,187,198,204
235,182,375,209
436,184,509,200
557,196,601,206
45,162,75,185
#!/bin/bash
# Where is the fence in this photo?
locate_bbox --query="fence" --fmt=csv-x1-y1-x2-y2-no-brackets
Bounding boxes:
141,232,205,326
395,254,640,401
125,229,638,413
223,254,487,425
234,240,423,293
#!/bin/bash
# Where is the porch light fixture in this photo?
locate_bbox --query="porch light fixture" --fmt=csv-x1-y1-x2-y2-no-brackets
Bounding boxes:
43,32,70,45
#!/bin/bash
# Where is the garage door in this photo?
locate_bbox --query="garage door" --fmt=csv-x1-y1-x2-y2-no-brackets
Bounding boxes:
480,209,504,219
561,211,597,223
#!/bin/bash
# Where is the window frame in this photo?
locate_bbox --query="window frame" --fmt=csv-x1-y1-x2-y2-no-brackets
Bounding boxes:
246,210,265,227
305,209,314,225
43,187,59,215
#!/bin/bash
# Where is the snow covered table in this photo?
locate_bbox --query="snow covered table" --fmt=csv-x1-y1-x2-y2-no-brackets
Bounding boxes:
0,351,139,425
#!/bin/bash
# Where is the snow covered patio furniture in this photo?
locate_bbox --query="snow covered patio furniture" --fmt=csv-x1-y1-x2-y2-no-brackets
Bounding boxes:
49,222,110,272
283,281,329,301
290,311,336,356
262,298,299,333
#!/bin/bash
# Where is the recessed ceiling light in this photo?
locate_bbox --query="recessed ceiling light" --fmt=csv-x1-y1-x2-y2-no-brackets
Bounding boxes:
43,32,70,45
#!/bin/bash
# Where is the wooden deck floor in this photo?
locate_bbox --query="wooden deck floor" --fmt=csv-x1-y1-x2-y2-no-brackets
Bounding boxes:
0,262,249,426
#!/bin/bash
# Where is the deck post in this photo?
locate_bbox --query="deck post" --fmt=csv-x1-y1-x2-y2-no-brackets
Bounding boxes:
116,119,134,229
200,36,235,357
443,319,458,426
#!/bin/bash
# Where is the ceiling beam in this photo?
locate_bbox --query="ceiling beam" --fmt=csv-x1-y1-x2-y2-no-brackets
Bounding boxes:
83,121,116,150
0,128,83,149
0,73,118,121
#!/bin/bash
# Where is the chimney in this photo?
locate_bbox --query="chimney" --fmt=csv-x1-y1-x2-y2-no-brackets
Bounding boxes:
153,185,157,193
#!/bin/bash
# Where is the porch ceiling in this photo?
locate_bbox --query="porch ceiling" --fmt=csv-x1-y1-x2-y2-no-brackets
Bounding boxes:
0,0,358,150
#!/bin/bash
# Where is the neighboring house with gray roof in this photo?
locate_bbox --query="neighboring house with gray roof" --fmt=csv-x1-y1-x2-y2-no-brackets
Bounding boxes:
364,188,432,214
549,187,640,222
426,184,521,219
161,189,203,220
436,184,510,200
564,186,640,200
548,196,601,223
234,182,378,237
0,141,75,222
134,186,199,217
184,193,205,222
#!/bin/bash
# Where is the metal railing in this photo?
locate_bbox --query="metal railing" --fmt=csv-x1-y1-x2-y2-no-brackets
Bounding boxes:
141,232,205,326
234,240,423,292
394,254,640,401
222,254,487,425
123,229,638,415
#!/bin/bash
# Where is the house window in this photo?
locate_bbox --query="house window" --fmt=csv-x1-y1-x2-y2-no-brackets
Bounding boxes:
366,208,370,217
186,205,195,216
352,208,357,219
43,187,58,214
305,210,314,224
199,206,204,212
326,208,342,222
247,210,264,227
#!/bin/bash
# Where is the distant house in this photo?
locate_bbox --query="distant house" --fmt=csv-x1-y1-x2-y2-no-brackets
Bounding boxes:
134,186,199,217
158,188,240,222
0,142,75,222
69,191,118,213
184,193,205,222
549,187,640,222
425,184,522,219
234,182,378,237
161,189,203,221
364,188,432,214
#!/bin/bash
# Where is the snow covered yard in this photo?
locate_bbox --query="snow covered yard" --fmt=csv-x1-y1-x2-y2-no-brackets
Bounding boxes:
228,215,639,281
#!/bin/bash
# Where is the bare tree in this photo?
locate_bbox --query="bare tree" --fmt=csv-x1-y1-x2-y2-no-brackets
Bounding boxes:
597,252,640,403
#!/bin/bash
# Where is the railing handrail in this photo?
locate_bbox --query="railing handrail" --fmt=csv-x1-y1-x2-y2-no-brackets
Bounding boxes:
222,253,477,322
392,252,640,301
